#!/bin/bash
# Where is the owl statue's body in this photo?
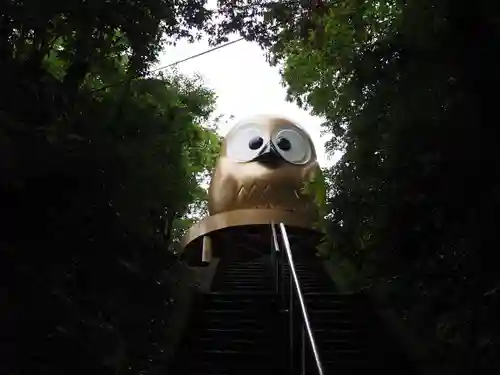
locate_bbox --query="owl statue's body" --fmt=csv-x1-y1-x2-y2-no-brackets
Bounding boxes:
181,115,324,264
209,115,320,217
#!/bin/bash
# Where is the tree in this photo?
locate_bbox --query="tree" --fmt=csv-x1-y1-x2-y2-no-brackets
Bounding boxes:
214,1,500,373
0,1,221,374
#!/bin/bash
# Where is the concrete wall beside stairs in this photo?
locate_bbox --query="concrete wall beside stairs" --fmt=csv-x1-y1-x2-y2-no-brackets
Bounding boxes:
196,258,220,293
164,258,222,366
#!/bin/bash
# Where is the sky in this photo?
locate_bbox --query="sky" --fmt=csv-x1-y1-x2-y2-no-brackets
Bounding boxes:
156,35,341,168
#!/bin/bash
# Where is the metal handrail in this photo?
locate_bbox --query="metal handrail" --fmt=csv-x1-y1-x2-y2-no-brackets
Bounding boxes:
271,222,325,375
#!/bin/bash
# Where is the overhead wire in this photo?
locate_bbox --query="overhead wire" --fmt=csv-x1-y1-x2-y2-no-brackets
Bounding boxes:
92,37,245,92
92,0,309,92
150,37,245,74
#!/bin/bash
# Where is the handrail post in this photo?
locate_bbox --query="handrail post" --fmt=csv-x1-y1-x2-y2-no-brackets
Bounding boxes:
270,222,281,298
271,223,278,295
280,240,285,307
301,324,306,375
289,264,294,372
278,223,325,375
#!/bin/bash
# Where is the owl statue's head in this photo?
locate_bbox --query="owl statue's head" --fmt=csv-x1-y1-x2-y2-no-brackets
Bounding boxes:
208,115,321,219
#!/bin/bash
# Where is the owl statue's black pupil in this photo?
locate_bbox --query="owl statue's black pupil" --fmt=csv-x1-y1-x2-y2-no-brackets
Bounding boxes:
249,136,264,150
277,137,291,151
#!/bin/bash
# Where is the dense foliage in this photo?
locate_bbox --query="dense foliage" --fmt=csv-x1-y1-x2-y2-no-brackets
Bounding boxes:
0,1,220,374
216,0,500,373
3,0,500,374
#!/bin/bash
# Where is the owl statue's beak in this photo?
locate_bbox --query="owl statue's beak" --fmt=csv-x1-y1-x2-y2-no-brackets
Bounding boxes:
254,142,283,167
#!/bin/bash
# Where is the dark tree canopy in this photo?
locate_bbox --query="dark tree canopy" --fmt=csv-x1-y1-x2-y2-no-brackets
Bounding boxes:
3,0,500,374
215,0,500,373
0,1,221,374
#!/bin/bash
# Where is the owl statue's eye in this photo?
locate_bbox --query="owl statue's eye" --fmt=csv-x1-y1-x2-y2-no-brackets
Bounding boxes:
249,136,264,150
226,125,265,162
276,137,291,151
273,128,312,165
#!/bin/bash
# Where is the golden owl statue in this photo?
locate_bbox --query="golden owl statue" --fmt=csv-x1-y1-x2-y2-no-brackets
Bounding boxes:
181,115,324,265
209,115,320,216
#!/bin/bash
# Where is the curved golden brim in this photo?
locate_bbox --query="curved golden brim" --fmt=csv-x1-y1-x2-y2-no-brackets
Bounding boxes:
180,208,323,265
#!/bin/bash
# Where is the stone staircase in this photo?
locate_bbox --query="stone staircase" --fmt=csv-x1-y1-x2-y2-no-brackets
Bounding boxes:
211,258,274,292
283,259,415,374
171,256,414,375
282,257,337,293
170,258,286,375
